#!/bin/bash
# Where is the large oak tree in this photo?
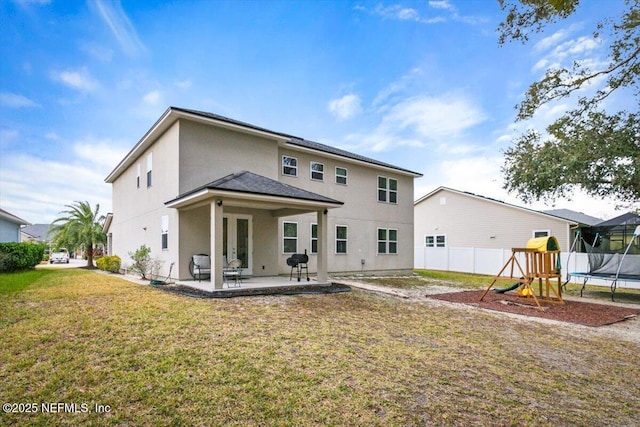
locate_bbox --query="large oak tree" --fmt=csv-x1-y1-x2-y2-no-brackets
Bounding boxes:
499,0,639,205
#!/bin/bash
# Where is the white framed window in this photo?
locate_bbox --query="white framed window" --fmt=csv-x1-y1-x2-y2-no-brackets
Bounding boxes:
377,176,397,203
310,223,318,254
310,162,324,181
425,234,446,248
136,164,141,189
335,167,347,185
533,230,550,238
161,215,169,250
283,221,298,253
336,225,348,254
282,156,298,177
377,228,398,254
146,153,153,188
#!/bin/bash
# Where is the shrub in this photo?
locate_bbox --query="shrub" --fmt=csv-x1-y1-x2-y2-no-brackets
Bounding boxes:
0,242,46,272
96,255,122,273
128,245,152,279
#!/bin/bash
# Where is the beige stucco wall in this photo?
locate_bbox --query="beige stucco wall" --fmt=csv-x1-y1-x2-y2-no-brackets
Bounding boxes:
414,189,572,251
278,147,415,274
110,122,180,277
178,120,279,192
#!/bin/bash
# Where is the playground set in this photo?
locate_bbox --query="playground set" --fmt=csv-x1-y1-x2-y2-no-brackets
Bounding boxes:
480,236,563,311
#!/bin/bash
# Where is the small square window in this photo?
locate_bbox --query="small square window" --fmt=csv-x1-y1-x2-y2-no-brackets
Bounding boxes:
377,176,398,203
377,228,397,254
425,236,435,247
282,156,298,177
436,235,446,247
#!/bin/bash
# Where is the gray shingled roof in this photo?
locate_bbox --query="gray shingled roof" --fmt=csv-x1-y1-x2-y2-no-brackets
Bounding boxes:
542,209,603,226
21,224,53,241
594,212,640,227
171,107,421,176
167,171,344,206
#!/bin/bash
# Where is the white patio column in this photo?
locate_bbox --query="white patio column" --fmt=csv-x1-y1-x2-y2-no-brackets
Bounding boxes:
211,200,224,289
317,209,329,284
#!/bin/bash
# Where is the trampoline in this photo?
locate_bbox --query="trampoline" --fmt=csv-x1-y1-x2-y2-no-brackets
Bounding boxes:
566,225,640,300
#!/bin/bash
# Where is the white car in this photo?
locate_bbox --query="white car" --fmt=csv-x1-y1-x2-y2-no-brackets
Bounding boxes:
50,248,70,264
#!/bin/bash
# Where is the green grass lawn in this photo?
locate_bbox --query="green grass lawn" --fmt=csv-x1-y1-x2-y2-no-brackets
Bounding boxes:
1,269,639,426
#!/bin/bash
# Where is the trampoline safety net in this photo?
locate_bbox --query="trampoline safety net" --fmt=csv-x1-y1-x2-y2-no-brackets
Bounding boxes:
584,236,640,279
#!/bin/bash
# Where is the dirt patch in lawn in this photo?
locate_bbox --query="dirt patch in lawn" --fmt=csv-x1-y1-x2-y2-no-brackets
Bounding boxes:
428,289,640,327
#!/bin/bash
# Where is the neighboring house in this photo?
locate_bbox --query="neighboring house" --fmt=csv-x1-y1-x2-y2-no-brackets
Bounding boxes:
0,208,30,243
414,187,578,252
105,107,422,287
21,224,53,244
543,209,603,252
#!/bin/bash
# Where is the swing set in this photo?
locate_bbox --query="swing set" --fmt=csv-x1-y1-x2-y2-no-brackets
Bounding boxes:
480,236,564,311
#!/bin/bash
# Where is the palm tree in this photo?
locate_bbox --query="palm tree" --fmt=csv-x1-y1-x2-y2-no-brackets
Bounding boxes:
50,201,106,269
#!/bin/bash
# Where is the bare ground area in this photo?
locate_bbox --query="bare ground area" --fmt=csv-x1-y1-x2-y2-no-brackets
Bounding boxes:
342,276,640,344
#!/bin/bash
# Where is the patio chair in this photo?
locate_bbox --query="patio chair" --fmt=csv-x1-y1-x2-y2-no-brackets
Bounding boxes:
223,258,243,288
189,254,211,282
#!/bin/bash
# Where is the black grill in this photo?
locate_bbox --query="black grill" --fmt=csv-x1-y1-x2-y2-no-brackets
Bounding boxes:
286,250,309,281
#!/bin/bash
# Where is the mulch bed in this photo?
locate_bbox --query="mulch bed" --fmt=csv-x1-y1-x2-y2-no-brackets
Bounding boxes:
427,290,639,327
151,282,351,299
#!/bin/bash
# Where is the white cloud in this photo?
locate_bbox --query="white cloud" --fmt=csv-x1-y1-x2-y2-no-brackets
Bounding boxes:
0,153,113,224
414,155,629,220
73,139,129,169
92,0,146,57
175,79,192,90
535,28,571,52
0,92,40,108
143,90,162,106
383,94,486,139
429,1,454,11
51,67,99,92
342,92,486,152
366,4,445,24
328,94,362,121
373,67,422,107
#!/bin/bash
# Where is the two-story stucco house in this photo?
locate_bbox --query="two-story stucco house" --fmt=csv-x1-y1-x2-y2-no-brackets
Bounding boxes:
105,107,422,288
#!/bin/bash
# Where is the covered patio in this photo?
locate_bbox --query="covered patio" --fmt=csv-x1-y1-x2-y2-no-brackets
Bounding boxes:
165,171,344,288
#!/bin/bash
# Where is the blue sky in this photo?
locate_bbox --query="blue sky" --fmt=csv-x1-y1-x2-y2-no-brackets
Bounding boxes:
0,0,632,224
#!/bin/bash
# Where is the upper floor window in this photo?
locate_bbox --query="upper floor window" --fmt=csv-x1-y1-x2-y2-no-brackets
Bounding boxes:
283,221,298,253
310,162,324,181
146,153,153,187
377,176,397,203
136,164,141,189
378,228,398,254
336,225,348,254
335,167,347,185
282,156,298,177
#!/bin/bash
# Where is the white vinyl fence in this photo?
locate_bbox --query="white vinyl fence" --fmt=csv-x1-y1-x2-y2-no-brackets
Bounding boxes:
414,246,640,289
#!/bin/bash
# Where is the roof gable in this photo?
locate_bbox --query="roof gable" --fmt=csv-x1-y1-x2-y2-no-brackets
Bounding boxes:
415,186,578,226
0,208,30,226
